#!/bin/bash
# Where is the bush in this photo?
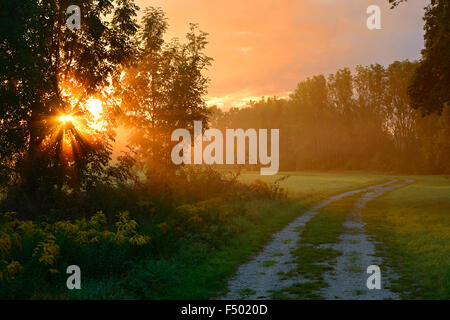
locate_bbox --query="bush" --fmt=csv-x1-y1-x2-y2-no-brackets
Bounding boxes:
0,168,289,299
0,211,150,298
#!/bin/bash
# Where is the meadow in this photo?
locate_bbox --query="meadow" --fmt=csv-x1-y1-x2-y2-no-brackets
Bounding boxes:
363,175,450,299
1,170,448,299
238,171,391,198
234,171,450,299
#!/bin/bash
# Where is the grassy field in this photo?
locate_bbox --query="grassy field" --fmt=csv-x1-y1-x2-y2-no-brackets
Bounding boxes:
239,171,391,200
241,172,450,300
363,175,450,299
167,172,397,299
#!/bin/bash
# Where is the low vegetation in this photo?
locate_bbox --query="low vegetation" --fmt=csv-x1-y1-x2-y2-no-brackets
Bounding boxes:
363,175,450,299
0,168,297,299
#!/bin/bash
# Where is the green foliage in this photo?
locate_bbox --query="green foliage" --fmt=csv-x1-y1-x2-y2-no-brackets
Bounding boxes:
388,0,408,9
407,0,449,115
363,175,450,299
246,176,289,200
0,2,215,219
389,0,449,114
0,167,290,299
0,0,140,209
0,211,150,299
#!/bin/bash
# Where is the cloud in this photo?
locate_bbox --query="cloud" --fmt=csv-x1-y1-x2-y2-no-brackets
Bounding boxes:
135,0,428,107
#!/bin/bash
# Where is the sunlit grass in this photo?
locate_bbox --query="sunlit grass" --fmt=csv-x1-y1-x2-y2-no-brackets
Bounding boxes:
239,171,391,202
363,175,450,299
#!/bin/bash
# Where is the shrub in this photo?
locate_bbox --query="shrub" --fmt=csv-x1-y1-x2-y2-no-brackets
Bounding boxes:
0,211,150,298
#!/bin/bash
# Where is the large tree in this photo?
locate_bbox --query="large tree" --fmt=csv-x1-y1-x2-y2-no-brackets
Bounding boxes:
0,0,139,203
389,0,449,114
116,8,212,180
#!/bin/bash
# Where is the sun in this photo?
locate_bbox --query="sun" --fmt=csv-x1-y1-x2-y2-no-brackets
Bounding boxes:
53,98,106,148
58,115,75,123
49,79,111,163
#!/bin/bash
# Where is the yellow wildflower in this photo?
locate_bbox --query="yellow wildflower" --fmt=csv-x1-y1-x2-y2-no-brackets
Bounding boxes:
116,211,138,235
0,232,11,256
17,221,35,237
33,240,59,266
89,211,107,229
76,231,89,244
7,261,23,279
114,233,127,244
54,221,78,236
1,212,17,220
129,234,150,246
11,232,22,251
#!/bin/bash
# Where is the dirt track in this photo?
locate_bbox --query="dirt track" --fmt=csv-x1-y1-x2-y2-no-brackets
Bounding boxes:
219,179,413,300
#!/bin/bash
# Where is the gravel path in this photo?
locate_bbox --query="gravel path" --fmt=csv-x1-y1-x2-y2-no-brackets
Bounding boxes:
321,179,414,300
219,179,402,300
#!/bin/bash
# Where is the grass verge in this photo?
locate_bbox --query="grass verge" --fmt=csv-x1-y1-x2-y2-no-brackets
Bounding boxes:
363,175,450,299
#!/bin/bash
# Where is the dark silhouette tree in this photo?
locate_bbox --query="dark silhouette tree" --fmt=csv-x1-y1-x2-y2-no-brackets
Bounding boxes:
116,8,212,181
389,0,449,114
0,0,139,206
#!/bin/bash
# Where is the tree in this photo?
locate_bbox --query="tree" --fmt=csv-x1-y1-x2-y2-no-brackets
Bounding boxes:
117,8,212,181
0,0,139,205
385,61,418,153
327,68,354,115
389,0,450,114
388,0,407,9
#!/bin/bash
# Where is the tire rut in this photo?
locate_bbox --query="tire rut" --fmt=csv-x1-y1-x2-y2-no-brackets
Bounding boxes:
321,179,414,300
219,179,403,300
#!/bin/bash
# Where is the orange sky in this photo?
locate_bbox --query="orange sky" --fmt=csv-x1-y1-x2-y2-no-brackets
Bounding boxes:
135,0,428,109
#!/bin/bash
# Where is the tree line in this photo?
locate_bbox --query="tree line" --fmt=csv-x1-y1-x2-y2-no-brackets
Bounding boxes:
209,60,449,173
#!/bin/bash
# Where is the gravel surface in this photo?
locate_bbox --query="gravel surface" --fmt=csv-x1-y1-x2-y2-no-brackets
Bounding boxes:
321,179,414,300
219,179,405,300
